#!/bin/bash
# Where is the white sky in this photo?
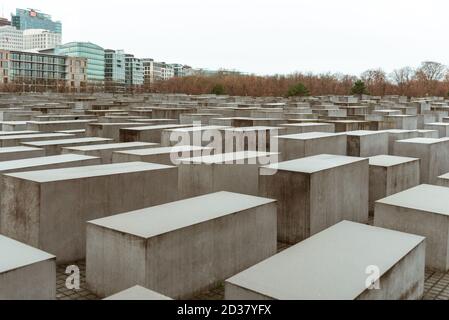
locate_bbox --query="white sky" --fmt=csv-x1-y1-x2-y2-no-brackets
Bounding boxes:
2,0,448,76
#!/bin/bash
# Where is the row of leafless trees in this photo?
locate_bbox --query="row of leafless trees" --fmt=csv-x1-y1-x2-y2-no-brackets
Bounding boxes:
2,61,449,97
151,61,449,97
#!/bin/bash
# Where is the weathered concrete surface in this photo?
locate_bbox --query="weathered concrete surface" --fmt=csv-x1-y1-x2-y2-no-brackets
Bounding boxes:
259,154,369,244
1,162,178,263
225,221,425,300
119,124,192,143
112,145,210,165
62,142,158,163
0,133,75,147
86,192,277,298
346,130,389,157
179,151,279,199
0,235,56,300
22,137,114,156
0,146,45,161
375,184,449,271
277,132,347,161
368,155,420,215
393,138,449,184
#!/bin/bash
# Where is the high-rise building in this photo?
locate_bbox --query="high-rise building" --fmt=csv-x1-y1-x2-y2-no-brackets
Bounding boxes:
0,18,11,27
0,49,87,92
12,9,62,34
125,54,144,86
23,29,61,51
55,42,104,82
0,26,23,50
104,49,126,84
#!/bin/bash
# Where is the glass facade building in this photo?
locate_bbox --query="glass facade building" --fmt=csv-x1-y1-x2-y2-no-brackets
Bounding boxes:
104,49,126,84
125,54,144,86
56,42,105,82
12,9,62,34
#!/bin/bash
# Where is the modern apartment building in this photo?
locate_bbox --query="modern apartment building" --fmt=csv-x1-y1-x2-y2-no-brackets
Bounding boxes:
56,42,105,82
0,26,23,50
12,9,62,34
125,54,144,86
0,18,11,27
23,29,62,50
104,49,126,84
161,62,174,80
0,49,87,92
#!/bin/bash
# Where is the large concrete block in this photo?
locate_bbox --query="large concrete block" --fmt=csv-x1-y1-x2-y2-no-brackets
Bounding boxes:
119,124,191,143
26,120,94,132
112,145,209,165
0,133,74,147
221,126,285,153
0,146,45,161
381,115,418,130
179,151,278,199
424,122,449,138
87,123,154,141
86,191,277,298
393,138,449,184
259,154,369,244
346,130,389,157
22,137,113,156
0,162,178,263
375,184,449,271
384,129,419,154
279,122,335,135
161,125,229,147
277,132,347,161
225,221,425,300
0,235,56,300
62,142,158,163
368,155,420,214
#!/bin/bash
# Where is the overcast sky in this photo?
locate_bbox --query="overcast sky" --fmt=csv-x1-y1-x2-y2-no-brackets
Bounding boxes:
3,0,448,76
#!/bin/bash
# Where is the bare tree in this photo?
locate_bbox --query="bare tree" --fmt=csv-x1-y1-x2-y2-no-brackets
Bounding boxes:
390,66,414,85
415,61,446,82
360,68,387,95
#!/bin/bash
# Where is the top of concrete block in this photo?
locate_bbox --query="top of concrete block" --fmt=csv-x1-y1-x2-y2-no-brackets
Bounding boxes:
164,125,229,132
425,122,449,126
0,133,74,141
0,154,99,172
123,124,191,131
22,137,113,147
103,286,172,300
0,146,43,154
223,126,284,132
377,184,449,216
346,130,387,136
0,131,39,136
279,123,331,127
395,138,442,144
26,120,94,124
277,132,343,140
180,151,279,165
5,162,174,183
63,142,157,151
383,129,416,134
0,235,55,274
262,154,366,174
115,145,209,156
369,155,419,167
87,191,276,238
226,221,424,300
